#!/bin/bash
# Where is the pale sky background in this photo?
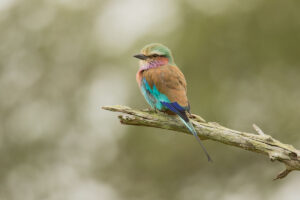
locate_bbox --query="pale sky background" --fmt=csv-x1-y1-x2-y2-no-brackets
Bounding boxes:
0,0,299,199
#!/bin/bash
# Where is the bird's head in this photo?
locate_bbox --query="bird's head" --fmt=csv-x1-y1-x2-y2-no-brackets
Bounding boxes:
134,43,175,69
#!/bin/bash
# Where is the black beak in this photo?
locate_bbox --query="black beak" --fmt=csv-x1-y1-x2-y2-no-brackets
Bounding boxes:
133,54,148,60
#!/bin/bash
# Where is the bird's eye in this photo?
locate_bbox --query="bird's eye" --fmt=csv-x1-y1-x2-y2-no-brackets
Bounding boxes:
152,54,159,57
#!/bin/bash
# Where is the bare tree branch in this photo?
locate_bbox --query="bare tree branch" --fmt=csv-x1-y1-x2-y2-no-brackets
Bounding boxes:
102,105,300,180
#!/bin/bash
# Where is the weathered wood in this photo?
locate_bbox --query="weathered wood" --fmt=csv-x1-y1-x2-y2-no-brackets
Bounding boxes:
102,105,300,180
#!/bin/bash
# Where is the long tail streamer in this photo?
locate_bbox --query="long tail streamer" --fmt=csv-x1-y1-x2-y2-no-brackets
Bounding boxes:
161,101,212,162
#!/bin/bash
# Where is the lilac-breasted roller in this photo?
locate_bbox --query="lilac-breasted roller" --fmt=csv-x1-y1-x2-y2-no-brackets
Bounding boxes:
134,43,212,161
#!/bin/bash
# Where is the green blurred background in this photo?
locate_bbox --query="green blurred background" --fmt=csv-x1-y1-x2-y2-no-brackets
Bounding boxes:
1,0,300,199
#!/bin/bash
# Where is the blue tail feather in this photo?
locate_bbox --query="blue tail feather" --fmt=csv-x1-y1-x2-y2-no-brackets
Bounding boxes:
161,101,212,162
180,119,212,162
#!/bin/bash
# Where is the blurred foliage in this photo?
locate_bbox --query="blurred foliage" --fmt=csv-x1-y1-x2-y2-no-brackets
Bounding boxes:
0,0,300,199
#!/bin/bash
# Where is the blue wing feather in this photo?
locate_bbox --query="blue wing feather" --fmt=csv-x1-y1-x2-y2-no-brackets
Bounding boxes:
141,78,170,110
160,102,189,122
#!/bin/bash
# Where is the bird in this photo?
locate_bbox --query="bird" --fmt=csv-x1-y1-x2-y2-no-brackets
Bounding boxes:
134,43,212,162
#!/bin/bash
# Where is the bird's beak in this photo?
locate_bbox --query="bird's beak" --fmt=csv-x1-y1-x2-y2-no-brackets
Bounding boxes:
133,54,148,60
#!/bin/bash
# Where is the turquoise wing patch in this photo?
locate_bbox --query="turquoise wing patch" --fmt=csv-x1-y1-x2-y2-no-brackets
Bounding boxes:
141,78,170,110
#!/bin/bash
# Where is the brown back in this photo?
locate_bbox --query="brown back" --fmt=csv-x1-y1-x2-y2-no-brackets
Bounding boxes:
142,65,189,107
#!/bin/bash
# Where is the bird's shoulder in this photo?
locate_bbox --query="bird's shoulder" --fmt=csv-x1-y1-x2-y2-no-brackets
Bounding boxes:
142,64,187,90
142,64,189,107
